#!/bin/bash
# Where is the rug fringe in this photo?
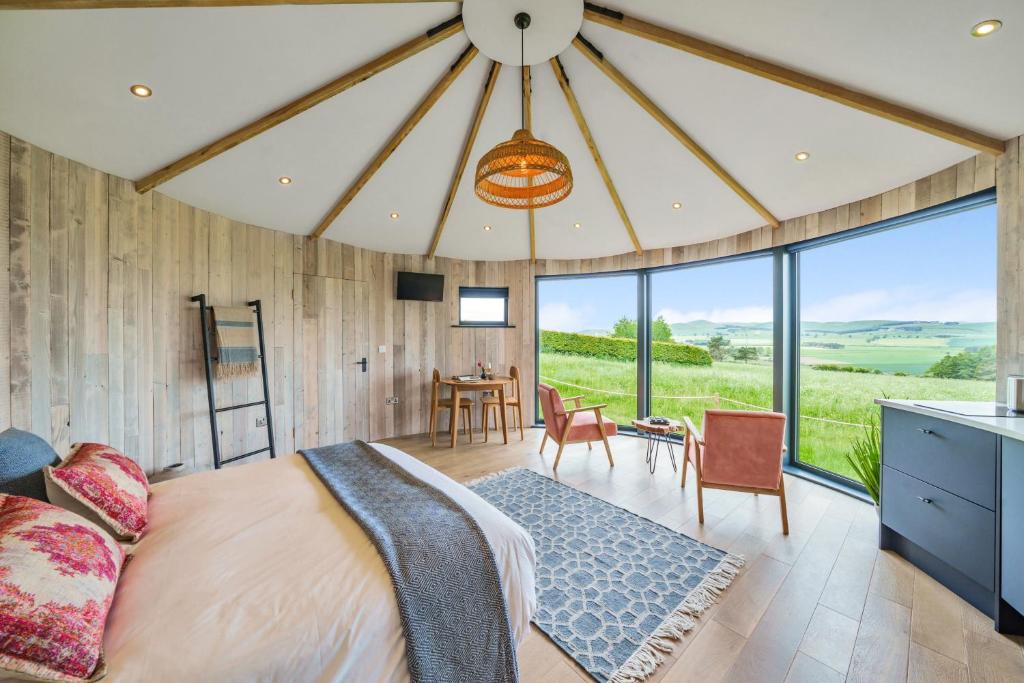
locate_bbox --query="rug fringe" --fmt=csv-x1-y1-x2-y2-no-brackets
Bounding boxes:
608,553,745,683
462,466,527,487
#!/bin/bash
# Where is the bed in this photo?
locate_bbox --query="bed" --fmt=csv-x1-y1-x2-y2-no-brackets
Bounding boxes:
31,444,536,683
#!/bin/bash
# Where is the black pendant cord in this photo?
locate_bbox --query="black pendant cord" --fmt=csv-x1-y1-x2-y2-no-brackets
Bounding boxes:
520,24,525,130
515,12,531,131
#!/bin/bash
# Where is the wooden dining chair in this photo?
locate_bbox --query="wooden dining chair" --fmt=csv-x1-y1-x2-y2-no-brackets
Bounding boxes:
537,383,616,471
481,365,525,441
429,369,473,447
682,409,789,534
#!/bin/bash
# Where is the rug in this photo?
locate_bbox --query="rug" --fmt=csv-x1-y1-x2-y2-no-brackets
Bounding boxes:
467,468,743,683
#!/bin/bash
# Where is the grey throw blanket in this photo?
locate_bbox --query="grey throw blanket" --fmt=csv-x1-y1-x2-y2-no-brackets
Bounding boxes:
299,441,519,683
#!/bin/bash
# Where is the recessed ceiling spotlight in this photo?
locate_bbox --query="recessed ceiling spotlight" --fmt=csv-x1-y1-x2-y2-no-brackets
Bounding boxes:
277,176,292,185
484,225,492,231
389,212,400,220
573,222,582,229
129,84,152,98
794,151,810,162
671,202,683,210
971,19,1002,37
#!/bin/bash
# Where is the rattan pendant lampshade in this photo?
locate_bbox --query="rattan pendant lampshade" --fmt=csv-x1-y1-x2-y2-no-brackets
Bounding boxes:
474,12,573,209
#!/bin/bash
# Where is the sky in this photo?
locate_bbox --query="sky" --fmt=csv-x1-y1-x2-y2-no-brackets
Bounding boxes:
538,203,996,332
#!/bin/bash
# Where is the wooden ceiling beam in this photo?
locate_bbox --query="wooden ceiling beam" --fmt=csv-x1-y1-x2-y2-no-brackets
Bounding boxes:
583,3,1004,156
133,14,463,194
0,1,451,8
574,34,780,228
550,56,642,255
311,45,477,240
426,60,500,258
523,65,536,263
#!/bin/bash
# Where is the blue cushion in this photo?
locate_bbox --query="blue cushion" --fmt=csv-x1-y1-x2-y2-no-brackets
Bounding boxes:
0,428,60,501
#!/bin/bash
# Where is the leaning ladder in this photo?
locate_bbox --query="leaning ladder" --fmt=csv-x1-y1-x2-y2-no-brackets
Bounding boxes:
191,294,276,469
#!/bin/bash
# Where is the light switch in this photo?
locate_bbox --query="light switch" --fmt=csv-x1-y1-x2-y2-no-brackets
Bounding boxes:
378,345,387,353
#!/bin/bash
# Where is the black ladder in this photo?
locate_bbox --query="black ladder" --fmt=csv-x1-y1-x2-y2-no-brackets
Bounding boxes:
192,294,276,469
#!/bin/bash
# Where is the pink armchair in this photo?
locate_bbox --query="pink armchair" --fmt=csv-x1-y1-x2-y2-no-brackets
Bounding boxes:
682,410,789,534
537,383,616,471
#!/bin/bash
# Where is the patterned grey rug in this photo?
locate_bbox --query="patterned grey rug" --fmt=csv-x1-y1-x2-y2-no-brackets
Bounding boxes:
468,468,743,683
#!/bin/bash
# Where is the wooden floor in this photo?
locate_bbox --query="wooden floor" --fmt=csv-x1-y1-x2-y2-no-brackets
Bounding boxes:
382,428,1024,683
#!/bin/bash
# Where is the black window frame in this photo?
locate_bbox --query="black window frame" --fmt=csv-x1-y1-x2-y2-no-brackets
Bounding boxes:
532,188,997,500
785,189,997,488
458,286,510,327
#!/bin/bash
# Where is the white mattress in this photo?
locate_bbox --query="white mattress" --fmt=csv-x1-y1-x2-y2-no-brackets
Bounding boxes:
96,444,537,682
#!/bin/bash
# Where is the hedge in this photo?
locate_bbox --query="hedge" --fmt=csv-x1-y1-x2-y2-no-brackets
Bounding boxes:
540,330,712,366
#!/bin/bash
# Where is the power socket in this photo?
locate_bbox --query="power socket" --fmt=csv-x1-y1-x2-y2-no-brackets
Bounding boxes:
385,396,400,405
256,417,268,427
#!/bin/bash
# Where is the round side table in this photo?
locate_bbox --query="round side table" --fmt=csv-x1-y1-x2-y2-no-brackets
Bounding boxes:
632,418,683,474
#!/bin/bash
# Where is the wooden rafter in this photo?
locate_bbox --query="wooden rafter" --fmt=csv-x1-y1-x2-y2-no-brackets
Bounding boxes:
574,35,780,229
0,1,451,8
426,60,500,258
310,45,477,239
573,35,780,228
584,3,1004,156
550,56,642,255
523,65,536,263
133,15,463,194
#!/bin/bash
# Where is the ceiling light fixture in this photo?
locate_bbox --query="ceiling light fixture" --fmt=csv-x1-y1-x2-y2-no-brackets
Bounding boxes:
129,84,152,98
278,176,292,185
573,222,582,229
971,20,1002,37
389,212,400,220
474,12,572,210
672,202,683,210
484,225,492,231
794,151,810,161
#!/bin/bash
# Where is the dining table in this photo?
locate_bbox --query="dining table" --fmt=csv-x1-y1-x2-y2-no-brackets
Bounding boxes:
441,375,513,448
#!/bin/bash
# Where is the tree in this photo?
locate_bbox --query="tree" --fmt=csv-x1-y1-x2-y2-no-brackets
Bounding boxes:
652,316,674,343
611,316,637,339
925,346,996,380
733,346,758,363
707,334,730,361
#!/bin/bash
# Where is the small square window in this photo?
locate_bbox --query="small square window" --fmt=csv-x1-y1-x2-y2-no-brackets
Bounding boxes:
459,287,509,326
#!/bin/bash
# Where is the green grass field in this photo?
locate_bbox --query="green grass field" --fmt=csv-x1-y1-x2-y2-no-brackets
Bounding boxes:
538,352,994,481
665,319,996,376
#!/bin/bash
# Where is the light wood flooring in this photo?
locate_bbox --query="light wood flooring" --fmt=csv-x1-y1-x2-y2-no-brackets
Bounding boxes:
382,428,1024,683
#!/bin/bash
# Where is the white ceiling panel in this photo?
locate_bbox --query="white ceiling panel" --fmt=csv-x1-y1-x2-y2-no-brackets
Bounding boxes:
0,1,1020,261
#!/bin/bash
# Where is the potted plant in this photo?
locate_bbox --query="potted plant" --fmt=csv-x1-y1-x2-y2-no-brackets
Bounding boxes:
845,414,881,509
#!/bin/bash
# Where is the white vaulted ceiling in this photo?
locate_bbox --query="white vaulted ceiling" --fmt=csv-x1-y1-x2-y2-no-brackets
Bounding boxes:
1,1,1022,260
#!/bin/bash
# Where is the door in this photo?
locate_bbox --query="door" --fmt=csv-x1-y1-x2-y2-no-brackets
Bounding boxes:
342,279,370,441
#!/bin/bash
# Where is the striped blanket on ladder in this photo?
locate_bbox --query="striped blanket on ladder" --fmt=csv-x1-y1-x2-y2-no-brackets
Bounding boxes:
211,306,259,379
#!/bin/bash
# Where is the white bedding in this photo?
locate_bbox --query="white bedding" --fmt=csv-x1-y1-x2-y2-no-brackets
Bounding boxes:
98,444,537,683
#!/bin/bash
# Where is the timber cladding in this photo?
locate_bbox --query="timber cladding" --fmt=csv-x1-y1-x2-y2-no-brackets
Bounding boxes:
0,133,536,473
0,131,1019,473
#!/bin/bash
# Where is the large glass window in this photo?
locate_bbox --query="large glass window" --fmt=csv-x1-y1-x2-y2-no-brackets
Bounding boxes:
532,194,996,495
795,203,997,480
650,257,774,427
537,274,639,425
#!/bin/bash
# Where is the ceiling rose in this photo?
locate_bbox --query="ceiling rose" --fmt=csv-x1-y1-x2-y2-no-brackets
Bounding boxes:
463,0,584,66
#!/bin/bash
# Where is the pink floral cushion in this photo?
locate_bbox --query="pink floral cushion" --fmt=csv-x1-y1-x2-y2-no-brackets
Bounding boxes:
45,443,150,543
0,494,125,682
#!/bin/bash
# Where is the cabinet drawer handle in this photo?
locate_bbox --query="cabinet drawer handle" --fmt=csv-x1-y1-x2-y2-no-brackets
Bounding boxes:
916,427,934,435
916,496,933,504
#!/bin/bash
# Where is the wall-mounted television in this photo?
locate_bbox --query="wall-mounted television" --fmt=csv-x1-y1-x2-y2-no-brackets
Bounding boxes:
396,271,444,302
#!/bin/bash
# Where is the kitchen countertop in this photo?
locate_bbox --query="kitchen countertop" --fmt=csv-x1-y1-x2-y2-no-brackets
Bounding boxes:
876,399,1024,443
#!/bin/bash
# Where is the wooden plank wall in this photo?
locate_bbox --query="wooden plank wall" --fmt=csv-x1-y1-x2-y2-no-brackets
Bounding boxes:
0,135,535,474
1,133,1019,473
535,152,998,274
997,136,1024,400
